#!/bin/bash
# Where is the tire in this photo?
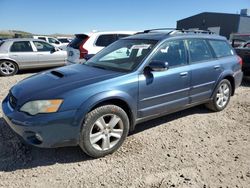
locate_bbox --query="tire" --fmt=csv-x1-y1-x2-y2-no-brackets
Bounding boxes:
0,60,18,76
205,79,232,112
80,105,129,158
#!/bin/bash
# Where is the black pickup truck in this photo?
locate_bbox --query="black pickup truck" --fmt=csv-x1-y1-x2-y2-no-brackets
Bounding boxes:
235,41,250,76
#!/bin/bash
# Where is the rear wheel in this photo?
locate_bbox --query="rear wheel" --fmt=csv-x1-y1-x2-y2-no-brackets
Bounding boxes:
205,79,232,112
0,60,18,76
80,105,129,158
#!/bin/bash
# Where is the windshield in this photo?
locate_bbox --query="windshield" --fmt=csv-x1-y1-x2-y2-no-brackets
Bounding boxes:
85,39,157,72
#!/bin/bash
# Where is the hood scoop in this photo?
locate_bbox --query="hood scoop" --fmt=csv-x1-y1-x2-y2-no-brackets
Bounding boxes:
50,70,64,78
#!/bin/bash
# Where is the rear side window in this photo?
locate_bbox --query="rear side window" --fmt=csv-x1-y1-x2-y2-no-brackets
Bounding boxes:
209,40,234,58
10,41,33,52
38,37,46,41
95,34,117,47
69,35,89,49
117,34,130,39
187,39,213,63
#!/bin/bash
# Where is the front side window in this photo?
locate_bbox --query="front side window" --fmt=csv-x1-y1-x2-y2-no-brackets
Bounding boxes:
33,41,54,51
209,40,234,58
86,39,157,72
10,41,33,52
150,40,187,68
95,34,117,47
187,39,213,63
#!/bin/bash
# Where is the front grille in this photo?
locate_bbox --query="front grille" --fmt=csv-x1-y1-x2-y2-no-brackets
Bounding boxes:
9,92,17,109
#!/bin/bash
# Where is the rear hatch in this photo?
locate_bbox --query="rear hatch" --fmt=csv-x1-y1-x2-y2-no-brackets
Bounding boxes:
67,34,89,64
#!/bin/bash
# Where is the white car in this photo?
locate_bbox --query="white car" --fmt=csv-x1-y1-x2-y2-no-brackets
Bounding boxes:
66,31,135,64
33,36,67,50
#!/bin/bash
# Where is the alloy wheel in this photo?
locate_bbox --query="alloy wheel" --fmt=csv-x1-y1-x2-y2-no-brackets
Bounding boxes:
89,114,124,151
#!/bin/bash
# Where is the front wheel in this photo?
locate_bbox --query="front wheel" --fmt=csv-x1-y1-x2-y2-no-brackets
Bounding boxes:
80,105,129,158
205,79,232,112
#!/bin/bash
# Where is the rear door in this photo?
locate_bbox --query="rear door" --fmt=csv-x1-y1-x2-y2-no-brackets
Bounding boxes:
8,41,38,69
186,38,222,103
32,40,66,67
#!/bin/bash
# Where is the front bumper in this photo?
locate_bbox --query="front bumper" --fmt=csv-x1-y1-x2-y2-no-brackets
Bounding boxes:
2,96,80,148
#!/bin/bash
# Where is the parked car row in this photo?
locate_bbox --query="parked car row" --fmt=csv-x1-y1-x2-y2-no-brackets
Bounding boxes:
0,38,67,76
2,28,243,158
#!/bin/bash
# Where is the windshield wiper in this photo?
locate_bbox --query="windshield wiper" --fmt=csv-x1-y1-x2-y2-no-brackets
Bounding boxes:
90,64,108,70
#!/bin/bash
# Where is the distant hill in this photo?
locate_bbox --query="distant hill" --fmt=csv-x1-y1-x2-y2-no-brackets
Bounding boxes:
0,30,73,38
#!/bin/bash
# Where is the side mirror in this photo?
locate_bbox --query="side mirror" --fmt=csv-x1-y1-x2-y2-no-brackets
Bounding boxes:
55,41,60,44
148,60,169,71
50,47,59,53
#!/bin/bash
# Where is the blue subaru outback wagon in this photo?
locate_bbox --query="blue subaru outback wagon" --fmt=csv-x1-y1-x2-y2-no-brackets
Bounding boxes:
2,29,243,158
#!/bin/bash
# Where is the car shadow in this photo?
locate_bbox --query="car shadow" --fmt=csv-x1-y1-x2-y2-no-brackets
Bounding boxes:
0,104,210,172
241,76,250,87
18,67,55,75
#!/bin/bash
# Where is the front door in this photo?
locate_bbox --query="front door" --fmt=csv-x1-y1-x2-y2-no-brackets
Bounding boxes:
32,41,66,67
138,39,191,118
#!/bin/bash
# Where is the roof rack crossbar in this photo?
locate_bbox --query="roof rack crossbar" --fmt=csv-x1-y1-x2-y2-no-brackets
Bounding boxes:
138,28,215,35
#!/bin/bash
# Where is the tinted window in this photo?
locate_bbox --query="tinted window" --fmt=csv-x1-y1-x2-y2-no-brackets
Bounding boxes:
187,39,213,63
69,35,89,49
117,34,130,39
33,41,54,51
0,41,4,47
10,41,33,52
95,34,117,47
151,40,187,68
38,37,46,41
209,40,234,58
58,38,69,43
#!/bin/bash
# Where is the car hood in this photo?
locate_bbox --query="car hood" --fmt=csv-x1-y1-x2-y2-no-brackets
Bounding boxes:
11,64,123,102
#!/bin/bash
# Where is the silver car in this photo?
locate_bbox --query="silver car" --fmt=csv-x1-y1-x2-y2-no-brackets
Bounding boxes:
0,38,67,76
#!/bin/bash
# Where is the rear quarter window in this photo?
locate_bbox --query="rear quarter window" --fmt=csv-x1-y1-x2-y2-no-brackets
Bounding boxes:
95,34,117,47
208,40,234,58
0,41,4,47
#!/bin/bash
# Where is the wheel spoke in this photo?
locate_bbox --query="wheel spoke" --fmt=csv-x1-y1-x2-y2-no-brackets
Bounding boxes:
108,115,121,128
90,132,103,144
110,129,123,138
95,117,106,130
102,136,110,150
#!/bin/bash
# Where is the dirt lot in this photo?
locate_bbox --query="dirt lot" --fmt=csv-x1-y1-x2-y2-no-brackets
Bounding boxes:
0,71,249,188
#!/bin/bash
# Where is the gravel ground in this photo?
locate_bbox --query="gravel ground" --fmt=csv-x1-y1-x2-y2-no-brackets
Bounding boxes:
0,71,250,188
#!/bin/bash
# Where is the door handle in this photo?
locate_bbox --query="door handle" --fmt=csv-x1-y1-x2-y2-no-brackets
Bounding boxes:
180,72,188,77
214,65,221,70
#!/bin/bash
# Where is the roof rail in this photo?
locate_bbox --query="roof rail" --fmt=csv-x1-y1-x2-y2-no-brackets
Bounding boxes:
136,28,215,35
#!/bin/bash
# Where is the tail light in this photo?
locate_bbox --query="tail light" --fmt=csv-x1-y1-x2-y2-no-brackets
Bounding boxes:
238,56,243,68
79,37,89,59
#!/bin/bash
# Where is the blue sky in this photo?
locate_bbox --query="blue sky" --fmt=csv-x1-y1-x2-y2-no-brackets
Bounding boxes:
0,0,249,34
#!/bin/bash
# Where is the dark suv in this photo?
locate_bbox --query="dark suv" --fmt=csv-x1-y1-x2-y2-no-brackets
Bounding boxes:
2,29,243,158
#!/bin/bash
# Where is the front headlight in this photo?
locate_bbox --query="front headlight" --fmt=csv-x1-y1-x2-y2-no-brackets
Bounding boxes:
20,100,63,115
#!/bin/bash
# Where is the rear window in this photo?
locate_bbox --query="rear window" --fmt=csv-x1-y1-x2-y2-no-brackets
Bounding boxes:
209,40,234,58
69,35,89,49
95,34,117,47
